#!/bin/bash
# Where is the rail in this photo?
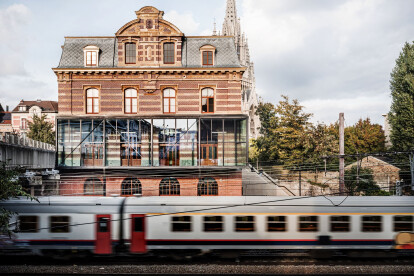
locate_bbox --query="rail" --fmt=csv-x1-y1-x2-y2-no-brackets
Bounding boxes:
0,132,55,151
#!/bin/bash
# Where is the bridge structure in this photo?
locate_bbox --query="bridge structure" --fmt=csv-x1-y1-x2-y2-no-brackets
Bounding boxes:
0,132,55,169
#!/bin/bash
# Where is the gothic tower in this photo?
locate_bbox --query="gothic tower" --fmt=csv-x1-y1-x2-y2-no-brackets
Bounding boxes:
222,0,260,139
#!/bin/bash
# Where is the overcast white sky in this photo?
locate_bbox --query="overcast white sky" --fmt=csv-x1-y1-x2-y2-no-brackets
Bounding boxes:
0,0,413,126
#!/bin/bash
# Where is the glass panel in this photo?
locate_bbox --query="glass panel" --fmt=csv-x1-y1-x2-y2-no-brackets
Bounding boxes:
171,216,191,232
132,99,137,113
235,216,255,232
330,216,350,232
50,216,70,233
170,99,176,113
203,216,223,232
93,98,99,113
133,217,144,232
393,216,413,232
18,216,38,233
299,216,319,232
98,217,109,232
105,119,121,166
125,101,131,113
163,98,169,113
267,216,286,232
208,98,214,112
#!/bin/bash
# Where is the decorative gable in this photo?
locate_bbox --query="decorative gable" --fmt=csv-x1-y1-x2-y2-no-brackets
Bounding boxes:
116,6,183,67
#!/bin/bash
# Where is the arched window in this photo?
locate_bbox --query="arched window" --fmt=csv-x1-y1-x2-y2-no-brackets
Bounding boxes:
159,177,180,196
163,88,176,113
198,177,218,196
124,88,138,114
201,88,214,113
86,88,99,114
121,178,142,196
125,43,136,64
163,42,175,64
84,178,104,196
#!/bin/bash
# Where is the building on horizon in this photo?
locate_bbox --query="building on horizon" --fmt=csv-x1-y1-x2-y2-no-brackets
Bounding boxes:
11,100,58,135
53,6,248,197
0,104,12,133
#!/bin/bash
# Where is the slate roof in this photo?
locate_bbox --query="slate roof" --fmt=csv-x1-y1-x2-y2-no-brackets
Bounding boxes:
182,37,241,68
57,36,241,69
58,38,118,68
12,101,58,113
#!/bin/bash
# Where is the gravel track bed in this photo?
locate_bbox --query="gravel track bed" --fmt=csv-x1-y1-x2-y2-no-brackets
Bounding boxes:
1,264,414,275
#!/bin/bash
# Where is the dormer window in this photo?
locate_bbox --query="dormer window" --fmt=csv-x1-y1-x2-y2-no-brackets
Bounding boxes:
19,106,26,112
203,51,213,65
83,45,100,67
200,45,216,66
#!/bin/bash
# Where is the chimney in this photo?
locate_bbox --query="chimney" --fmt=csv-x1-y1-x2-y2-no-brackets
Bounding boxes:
6,105,9,112
37,99,41,102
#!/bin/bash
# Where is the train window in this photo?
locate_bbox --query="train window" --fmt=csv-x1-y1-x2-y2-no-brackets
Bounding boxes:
50,216,70,233
267,216,287,232
133,217,144,232
393,216,413,232
203,216,223,232
361,216,382,232
172,216,192,232
98,217,109,232
330,216,350,232
235,216,255,232
298,216,319,232
18,216,39,233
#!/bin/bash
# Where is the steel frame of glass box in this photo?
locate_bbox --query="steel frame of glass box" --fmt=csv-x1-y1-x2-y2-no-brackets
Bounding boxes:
57,116,248,169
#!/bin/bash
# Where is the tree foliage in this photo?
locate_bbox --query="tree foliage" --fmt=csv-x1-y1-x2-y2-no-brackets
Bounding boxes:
0,162,33,234
252,96,386,167
344,166,389,196
344,118,386,155
27,114,55,145
388,41,414,152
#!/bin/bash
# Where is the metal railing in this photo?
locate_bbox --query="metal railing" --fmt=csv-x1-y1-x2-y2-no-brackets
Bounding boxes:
0,132,55,151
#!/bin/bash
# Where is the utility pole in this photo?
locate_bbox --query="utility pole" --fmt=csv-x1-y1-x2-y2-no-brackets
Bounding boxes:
299,168,302,196
339,113,345,195
410,151,414,191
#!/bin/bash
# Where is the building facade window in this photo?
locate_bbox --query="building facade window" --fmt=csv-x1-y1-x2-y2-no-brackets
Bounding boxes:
202,51,213,65
124,88,138,114
201,88,214,113
125,43,136,64
84,178,104,196
86,51,97,66
159,177,180,196
198,177,218,196
163,42,175,64
86,88,99,114
163,88,176,113
121,178,142,196
21,118,27,130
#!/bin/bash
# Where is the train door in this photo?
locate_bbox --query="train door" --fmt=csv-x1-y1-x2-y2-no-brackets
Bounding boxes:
130,214,147,253
95,214,112,254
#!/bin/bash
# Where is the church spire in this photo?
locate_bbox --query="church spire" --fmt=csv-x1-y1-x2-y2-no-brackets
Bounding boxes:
222,0,238,37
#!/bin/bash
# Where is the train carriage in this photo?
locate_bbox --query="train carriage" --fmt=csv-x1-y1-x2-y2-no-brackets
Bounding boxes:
1,196,414,257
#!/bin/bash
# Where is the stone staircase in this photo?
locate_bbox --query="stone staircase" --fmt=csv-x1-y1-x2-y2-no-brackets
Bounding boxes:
242,165,295,196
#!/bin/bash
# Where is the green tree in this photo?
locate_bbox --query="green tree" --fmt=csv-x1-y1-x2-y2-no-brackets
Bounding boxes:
27,114,55,145
344,166,389,196
388,41,414,152
252,96,312,166
302,122,338,164
345,118,386,155
0,162,34,234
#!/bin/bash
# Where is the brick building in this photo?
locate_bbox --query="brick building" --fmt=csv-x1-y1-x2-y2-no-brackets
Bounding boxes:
11,100,58,134
53,6,248,197
0,104,12,133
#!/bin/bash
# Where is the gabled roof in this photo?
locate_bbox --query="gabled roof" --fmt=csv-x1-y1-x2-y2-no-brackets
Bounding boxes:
12,100,58,113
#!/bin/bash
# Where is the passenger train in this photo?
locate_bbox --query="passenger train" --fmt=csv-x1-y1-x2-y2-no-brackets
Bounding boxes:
1,196,414,258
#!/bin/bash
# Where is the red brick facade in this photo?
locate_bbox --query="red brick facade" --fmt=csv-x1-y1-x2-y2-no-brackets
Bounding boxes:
54,6,246,197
